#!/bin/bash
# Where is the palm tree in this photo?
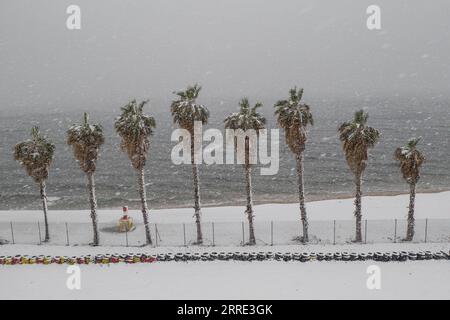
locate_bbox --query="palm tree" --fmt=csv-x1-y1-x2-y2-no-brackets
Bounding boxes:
224,98,266,245
170,84,209,244
338,110,380,242
274,88,313,242
115,100,156,245
394,137,425,241
14,127,55,242
67,113,105,246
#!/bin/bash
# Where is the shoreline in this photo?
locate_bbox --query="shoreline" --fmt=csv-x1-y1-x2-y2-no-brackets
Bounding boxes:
1,190,449,223
1,188,449,212
150,188,450,211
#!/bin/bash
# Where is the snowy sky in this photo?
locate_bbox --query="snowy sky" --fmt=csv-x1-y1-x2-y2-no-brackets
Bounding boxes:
1,0,449,112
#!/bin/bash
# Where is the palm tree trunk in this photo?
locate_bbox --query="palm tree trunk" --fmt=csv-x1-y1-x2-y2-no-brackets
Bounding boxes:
295,153,309,242
86,172,100,246
405,182,416,241
39,181,50,242
190,134,203,245
137,167,152,245
245,138,256,245
354,172,363,242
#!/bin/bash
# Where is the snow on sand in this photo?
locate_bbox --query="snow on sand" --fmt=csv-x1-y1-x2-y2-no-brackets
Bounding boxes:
1,191,450,224
1,192,449,300
1,260,449,300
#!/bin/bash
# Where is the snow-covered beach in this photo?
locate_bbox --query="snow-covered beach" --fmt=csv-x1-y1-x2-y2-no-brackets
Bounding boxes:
2,190,449,223
1,191,449,247
1,192,449,300
1,259,449,300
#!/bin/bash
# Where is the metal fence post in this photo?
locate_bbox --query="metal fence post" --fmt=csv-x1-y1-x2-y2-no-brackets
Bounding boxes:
364,220,368,244
10,221,15,244
155,224,158,247
212,222,215,247
424,218,428,243
37,221,42,245
270,221,273,246
333,220,336,245
65,222,70,246
183,223,186,247
241,222,245,246
394,219,397,243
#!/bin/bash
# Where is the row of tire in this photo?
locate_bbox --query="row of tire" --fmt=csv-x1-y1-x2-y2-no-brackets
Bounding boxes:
1,250,449,265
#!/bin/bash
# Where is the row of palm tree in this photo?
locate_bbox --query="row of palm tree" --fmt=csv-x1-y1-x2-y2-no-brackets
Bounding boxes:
13,85,425,246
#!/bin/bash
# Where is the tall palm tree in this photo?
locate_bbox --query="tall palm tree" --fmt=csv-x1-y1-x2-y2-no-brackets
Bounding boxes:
171,84,209,244
224,98,266,245
67,113,105,246
274,88,313,242
115,100,156,245
394,137,424,241
14,127,55,242
338,110,380,242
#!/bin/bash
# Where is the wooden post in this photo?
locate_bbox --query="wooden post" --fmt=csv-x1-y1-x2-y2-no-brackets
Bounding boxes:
333,220,336,245
241,222,245,246
394,219,397,243
212,222,215,247
424,218,428,243
37,221,42,245
10,222,15,244
183,223,186,247
364,220,368,244
125,227,129,247
65,222,69,246
270,221,273,246
155,224,158,247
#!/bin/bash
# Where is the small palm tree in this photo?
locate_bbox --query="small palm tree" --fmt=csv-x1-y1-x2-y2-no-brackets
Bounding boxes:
394,137,425,241
67,113,105,246
14,127,55,242
274,88,313,242
115,100,156,245
171,84,209,244
338,110,380,242
224,98,266,245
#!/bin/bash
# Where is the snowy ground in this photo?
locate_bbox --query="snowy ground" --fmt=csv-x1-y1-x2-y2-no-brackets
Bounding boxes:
1,191,449,246
1,259,449,300
2,191,450,223
0,192,449,299
0,243,449,300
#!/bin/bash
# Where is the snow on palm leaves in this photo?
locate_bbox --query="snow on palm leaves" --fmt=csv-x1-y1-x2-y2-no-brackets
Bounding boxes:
274,88,313,155
67,113,104,246
170,84,209,244
115,100,156,170
395,137,425,184
115,99,156,245
224,98,266,132
14,127,55,183
338,109,380,242
67,113,105,174
224,97,266,245
14,126,55,242
171,84,209,131
339,110,380,176
274,87,313,243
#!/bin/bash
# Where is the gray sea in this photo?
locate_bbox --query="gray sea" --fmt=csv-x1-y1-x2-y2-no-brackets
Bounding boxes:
1,96,449,210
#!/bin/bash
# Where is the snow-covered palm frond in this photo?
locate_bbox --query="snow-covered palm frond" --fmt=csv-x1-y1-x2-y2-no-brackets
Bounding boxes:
274,87,313,154
338,110,380,175
395,137,424,184
14,126,55,183
114,100,156,170
224,98,266,132
171,84,209,131
67,113,105,174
